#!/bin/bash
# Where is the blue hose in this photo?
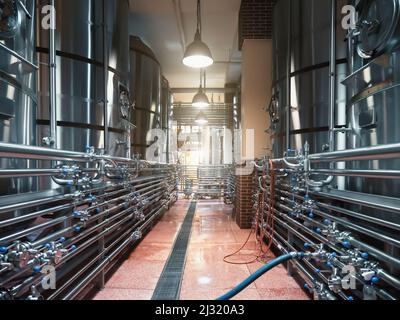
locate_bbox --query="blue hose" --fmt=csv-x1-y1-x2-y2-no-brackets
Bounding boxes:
216,253,298,300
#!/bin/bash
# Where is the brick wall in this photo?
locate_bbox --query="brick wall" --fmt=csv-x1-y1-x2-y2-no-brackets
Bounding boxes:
234,174,255,229
239,0,277,49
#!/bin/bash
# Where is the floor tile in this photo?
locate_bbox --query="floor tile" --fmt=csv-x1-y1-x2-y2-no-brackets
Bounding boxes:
105,260,165,290
94,199,309,301
94,288,153,300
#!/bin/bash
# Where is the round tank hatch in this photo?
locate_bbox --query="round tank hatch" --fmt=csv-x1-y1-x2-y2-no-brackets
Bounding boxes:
357,0,400,58
0,0,20,39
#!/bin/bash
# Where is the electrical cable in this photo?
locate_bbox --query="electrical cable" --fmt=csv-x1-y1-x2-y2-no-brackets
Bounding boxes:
223,160,276,265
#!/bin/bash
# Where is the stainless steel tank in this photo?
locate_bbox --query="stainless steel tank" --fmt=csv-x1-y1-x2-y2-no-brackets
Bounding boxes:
270,0,400,296
36,0,131,158
344,0,400,199
129,36,162,158
271,0,348,157
343,0,400,273
0,0,37,195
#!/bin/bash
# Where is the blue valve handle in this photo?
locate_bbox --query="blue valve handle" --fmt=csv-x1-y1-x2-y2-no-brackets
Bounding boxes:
33,266,42,273
371,276,380,284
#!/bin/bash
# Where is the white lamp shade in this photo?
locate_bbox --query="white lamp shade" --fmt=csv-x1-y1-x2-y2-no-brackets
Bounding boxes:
192,89,210,108
195,111,209,125
183,31,214,69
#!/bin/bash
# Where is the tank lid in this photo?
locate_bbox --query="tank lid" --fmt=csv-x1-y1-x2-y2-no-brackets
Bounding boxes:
357,0,400,58
130,36,160,65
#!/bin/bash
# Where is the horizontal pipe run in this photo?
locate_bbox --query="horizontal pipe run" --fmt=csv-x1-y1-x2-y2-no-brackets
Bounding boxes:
309,143,400,162
0,193,73,215
277,191,400,248
310,169,400,179
61,205,167,300
0,168,99,178
0,142,135,163
276,188,400,231
262,210,399,298
0,174,169,215
2,200,169,293
270,191,400,286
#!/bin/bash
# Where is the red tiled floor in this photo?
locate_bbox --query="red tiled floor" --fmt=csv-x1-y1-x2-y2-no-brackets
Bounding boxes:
180,288,261,300
105,260,165,290
128,243,172,262
94,199,309,301
182,261,256,291
258,288,309,300
94,288,153,300
140,221,181,244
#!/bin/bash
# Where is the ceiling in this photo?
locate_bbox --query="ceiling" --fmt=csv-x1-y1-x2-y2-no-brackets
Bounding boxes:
129,0,242,103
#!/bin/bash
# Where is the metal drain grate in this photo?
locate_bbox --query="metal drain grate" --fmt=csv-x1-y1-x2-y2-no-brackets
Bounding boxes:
151,201,197,300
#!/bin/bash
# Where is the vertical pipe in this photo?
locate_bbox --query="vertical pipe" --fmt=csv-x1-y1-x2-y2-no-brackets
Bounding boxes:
103,0,109,155
49,0,57,149
99,0,108,290
329,0,337,153
285,0,292,153
286,0,293,275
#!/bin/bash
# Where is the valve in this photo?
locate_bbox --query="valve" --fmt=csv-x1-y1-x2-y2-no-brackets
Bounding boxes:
42,242,68,265
7,242,37,269
312,282,333,301
73,210,91,228
0,289,12,300
328,268,343,294
26,285,43,301
363,284,377,300
131,231,142,241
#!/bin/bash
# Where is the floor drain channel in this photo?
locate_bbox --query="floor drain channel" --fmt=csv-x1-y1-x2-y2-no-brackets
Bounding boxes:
151,201,197,300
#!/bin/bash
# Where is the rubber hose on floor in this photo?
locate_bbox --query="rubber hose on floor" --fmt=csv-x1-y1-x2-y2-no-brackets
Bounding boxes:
216,253,298,300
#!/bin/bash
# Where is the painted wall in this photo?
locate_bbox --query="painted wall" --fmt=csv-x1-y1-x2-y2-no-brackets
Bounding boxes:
240,39,273,160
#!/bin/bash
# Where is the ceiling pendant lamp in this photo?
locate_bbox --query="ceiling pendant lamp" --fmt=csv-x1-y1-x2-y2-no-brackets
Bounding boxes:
182,0,214,68
192,69,210,108
195,111,209,125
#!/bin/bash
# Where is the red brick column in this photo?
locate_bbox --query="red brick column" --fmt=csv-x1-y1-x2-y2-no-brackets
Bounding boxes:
234,174,255,229
239,0,277,49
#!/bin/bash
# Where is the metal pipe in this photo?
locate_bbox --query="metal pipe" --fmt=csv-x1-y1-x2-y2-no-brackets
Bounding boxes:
309,143,400,162
0,42,39,71
329,0,337,153
276,188,400,231
0,169,62,178
62,205,167,300
103,0,109,154
310,169,400,179
49,0,57,148
285,0,292,152
0,193,73,215
0,142,136,163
